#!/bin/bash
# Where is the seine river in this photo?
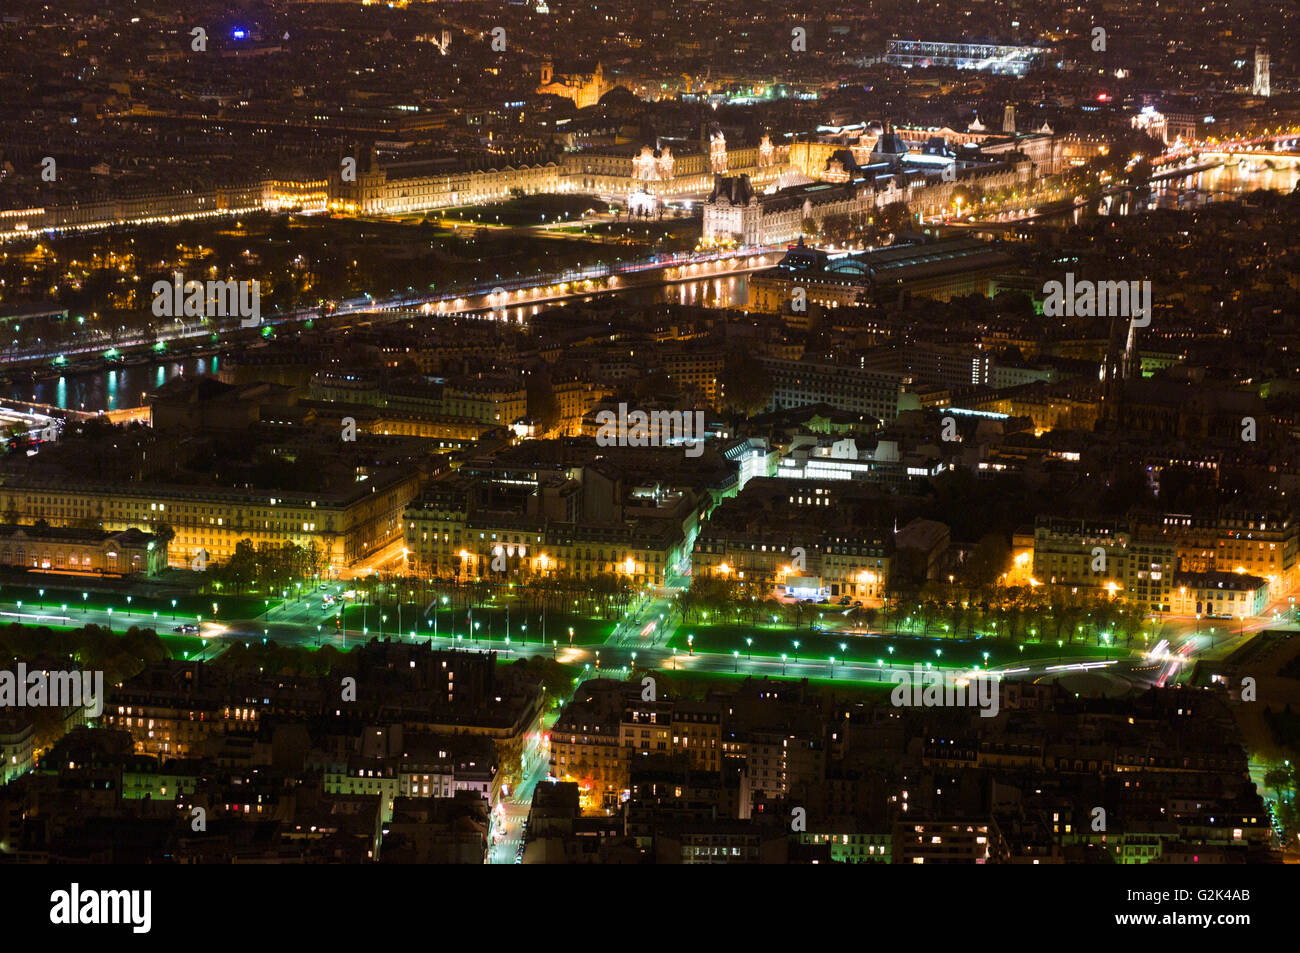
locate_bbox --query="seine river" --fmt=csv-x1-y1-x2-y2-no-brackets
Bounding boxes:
4,355,221,413
7,162,1293,413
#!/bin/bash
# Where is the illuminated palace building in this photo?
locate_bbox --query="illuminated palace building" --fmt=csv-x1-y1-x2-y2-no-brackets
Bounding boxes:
0,116,1106,241
704,120,1104,246
0,179,321,240
0,130,787,239
332,126,789,216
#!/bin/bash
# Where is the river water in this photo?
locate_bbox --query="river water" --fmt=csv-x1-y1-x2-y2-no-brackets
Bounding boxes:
8,162,1292,413
4,355,222,412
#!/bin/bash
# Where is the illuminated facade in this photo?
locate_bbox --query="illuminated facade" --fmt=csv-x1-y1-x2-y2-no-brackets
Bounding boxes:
1032,510,1297,612
0,524,166,576
692,525,892,603
549,687,723,812
2,142,791,240
0,470,419,573
537,59,614,109
403,508,684,589
1253,48,1270,98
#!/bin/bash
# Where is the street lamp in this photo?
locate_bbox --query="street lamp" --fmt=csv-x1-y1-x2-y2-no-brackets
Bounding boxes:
170,598,176,619
733,650,739,672
793,640,800,663
746,637,753,660
781,653,787,675
83,593,89,615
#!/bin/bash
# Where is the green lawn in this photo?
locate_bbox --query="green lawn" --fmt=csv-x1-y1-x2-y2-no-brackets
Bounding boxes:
667,623,1121,669
0,581,280,621
642,668,899,697
1,616,213,664
441,195,611,228
334,602,613,645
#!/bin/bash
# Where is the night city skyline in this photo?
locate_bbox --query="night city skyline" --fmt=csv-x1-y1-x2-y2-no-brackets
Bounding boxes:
0,0,1296,930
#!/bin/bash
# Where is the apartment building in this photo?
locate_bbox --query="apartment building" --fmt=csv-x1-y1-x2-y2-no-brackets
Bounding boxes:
549,682,725,812
893,820,993,864
761,355,909,423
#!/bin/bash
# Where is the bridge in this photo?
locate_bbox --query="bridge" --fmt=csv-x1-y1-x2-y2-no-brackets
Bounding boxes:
1162,131,1300,167
0,246,784,368
0,399,145,424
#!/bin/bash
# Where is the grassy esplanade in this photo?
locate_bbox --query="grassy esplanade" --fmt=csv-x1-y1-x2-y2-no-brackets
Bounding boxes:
667,623,1118,669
